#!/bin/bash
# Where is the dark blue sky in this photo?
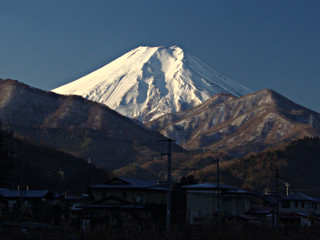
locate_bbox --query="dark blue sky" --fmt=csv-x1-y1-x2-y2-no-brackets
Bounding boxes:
1,0,319,112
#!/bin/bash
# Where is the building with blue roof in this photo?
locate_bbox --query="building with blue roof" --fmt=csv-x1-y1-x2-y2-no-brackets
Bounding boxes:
280,192,318,216
90,177,167,206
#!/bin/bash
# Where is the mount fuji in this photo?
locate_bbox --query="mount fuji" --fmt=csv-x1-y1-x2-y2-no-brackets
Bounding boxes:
53,46,252,123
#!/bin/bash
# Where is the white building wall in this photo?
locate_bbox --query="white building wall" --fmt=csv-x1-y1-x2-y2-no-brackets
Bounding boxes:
186,191,252,224
186,191,216,224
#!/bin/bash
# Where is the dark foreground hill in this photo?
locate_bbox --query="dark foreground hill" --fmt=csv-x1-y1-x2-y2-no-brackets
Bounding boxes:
0,126,112,193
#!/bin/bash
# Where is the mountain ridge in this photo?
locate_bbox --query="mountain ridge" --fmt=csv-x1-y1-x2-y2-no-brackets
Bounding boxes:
1,78,320,183
0,78,173,170
146,88,320,157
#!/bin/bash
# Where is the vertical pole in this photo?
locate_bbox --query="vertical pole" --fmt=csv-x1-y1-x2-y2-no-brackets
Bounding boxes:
59,169,64,195
275,167,279,228
166,139,172,231
159,138,174,231
216,158,220,221
20,158,24,210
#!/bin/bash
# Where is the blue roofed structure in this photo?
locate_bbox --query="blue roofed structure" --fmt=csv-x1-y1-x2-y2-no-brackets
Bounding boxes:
0,190,51,199
280,192,317,216
281,192,316,202
90,177,167,205
91,177,166,190
181,182,238,191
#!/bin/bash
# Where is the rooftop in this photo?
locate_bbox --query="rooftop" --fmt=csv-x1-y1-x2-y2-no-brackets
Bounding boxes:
281,192,316,201
0,190,51,198
181,182,239,190
91,177,167,191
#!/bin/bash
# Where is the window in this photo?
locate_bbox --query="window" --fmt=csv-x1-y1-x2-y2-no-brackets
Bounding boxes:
301,201,305,208
281,200,290,208
136,194,143,203
295,201,298,208
123,192,127,199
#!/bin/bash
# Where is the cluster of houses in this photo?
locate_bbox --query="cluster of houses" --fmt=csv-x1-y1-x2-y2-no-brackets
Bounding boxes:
1,177,320,231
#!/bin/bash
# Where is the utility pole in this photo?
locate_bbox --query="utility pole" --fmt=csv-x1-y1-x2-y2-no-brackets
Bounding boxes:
216,157,220,221
275,167,280,228
158,138,174,231
20,157,25,211
268,166,280,230
59,169,65,195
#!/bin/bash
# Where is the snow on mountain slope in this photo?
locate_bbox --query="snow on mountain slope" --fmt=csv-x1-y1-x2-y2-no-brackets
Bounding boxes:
53,46,252,123
147,89,320,157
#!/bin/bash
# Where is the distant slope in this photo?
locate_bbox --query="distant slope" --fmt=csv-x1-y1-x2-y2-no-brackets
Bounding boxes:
147,89,320,157
0,79,175,170
115,137,320,196
53,46,251,122
210,137,320,196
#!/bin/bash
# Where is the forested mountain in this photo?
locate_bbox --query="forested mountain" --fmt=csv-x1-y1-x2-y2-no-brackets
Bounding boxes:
0,79,176,170
198,137,320,195
115,137,320,195
1,78,320,194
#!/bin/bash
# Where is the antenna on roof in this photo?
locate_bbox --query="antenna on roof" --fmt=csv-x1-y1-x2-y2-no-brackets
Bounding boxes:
285,182,291,196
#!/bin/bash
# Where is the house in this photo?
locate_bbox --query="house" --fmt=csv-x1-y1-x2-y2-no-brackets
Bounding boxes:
90,177,167,205
78,177,168,230
66,193,90,212
238,205,275,225
182,183,266,224
0,190,58,208
280,192,317,216
238,192,320,227
279,192,319,226
280,211,312,226
0,189,67,224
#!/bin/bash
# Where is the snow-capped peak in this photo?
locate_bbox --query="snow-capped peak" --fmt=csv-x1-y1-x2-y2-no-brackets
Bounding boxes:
52,46,252,123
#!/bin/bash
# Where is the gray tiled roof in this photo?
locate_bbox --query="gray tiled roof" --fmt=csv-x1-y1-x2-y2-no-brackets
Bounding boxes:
78,203,144,209
181,182,238,190
0,190,50,198
91,177,167,191
281,192,316,201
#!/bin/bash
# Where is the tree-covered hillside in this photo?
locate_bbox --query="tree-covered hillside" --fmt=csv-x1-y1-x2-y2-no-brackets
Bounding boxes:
0,125,112,194
198,137,320,196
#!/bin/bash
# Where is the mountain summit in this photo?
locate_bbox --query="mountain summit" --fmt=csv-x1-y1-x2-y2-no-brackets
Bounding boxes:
53,46,252,122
